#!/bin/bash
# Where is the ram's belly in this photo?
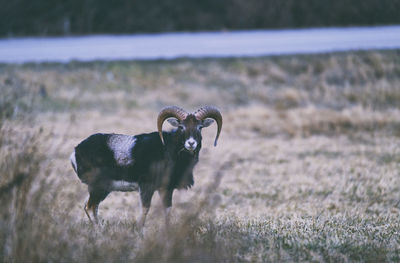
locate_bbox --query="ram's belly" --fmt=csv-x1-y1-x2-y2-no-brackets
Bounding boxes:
110,180,139,192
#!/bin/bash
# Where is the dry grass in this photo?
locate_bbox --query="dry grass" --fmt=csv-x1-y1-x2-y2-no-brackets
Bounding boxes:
1,50,400,262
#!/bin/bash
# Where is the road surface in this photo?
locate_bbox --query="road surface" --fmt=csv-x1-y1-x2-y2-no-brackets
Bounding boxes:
0,25,399,63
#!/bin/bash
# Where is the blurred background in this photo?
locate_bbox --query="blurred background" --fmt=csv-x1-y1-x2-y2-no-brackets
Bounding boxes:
1,0,400,37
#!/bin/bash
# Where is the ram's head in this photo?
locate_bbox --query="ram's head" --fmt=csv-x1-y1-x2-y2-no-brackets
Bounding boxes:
157,106,223,152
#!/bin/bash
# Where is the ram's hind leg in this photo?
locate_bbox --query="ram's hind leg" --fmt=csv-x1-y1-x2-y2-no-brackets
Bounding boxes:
83,199,92,223
84,190,109,224
137,185,154,231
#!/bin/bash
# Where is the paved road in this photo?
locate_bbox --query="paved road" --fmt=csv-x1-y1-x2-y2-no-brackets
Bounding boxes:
0,25,399,63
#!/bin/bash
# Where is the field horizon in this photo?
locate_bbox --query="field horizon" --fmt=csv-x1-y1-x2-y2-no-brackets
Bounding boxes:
1,50,400,262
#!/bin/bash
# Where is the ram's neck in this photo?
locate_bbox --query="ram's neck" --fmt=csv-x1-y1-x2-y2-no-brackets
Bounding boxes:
162,130,179,153
159,130,200,190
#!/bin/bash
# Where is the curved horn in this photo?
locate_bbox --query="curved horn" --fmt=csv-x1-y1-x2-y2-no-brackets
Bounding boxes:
194,106,223,146
157,106,188,145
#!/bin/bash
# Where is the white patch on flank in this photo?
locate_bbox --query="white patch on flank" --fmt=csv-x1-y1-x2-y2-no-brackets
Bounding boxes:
110,180,139,191
107,135,136,166
184,137,197,151
70,151,77,173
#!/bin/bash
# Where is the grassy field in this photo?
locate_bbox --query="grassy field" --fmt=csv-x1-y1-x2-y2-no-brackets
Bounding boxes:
1,50,400,262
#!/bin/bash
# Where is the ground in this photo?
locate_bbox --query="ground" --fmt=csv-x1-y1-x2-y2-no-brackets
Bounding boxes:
0,50,399,262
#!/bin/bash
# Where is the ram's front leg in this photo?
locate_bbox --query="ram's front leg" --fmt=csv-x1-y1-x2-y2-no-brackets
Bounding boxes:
159,188,173,228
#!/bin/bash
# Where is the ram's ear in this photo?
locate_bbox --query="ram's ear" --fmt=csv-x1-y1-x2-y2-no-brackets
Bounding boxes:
167,118,180,127
201,119,214,128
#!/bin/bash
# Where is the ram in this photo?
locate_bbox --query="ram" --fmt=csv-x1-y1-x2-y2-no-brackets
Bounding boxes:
70,106,222,228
